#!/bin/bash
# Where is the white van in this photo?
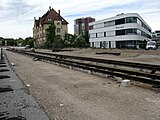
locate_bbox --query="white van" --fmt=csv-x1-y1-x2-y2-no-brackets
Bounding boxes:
146,41,157,50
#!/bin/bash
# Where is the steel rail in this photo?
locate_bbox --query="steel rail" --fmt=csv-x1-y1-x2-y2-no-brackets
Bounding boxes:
32,54,160,80
8,49,160,85
27,51,160,72
32,54,160,85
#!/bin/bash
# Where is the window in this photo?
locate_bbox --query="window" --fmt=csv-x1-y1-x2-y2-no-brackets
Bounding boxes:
104,21,115,27
48,19,52,22
126,29,137,35
90,33,96,38
107,31,115,37
57,22,60,25
57,28,61,33
137,29,141,35
126,17,137,23
141,22,151,32
116,30,125,36
92,42,94,47
94,23,104,29
104,32,106,37
155,31,160,33
115,18,125,25
137,18,142,26
97,32,103,38
89,25,94,30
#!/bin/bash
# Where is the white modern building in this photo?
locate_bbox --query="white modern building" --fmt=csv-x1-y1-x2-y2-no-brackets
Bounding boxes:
89,13,152,49
153,30,160,37
152,30,160,48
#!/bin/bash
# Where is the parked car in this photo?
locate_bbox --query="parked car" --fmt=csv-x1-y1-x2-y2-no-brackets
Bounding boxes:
146,41,157,50
25,45,30,49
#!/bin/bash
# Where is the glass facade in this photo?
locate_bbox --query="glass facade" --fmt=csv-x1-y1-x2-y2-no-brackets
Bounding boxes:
104,21,115,27
94,23,104,29
92,17,151,33
115,28,151,38
126,29,137,35
89,14,152,49
116,40,137,49
115,18,125,25
97,32,104,38
116,30,125,36
107,31,115,37
116,40,147,49
90,28,151,39
126,17,137,23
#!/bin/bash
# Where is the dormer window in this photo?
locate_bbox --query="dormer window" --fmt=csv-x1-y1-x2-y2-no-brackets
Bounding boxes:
48,19,52,22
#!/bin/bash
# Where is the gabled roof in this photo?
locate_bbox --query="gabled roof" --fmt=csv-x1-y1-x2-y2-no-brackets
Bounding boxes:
34,7,68,27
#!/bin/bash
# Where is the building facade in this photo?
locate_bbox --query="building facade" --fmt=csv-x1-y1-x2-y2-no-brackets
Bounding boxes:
74,17,95,36
152,30,160,48
89,13,152,49
33,7,68,47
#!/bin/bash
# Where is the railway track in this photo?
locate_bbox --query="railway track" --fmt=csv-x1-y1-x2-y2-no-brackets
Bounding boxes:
6,49,160,87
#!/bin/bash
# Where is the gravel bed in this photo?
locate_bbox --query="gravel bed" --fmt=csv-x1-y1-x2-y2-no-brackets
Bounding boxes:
5,50,160,120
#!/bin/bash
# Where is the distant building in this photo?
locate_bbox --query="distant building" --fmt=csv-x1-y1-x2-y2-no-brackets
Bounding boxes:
89,13,152,49
74,17,95,36
33,7,68,47
152,30,160,37
152,30,160,48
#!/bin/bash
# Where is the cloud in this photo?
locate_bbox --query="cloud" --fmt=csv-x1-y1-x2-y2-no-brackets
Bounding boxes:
0,0,160,38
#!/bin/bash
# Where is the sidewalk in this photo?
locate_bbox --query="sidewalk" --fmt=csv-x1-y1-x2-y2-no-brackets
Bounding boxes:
0,51,50,120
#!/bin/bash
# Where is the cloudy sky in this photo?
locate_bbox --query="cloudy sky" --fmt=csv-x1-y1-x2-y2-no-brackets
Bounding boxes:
0,0,160,38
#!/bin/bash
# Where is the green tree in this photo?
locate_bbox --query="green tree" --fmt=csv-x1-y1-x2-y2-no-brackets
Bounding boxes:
16,38,24,46
83,31,90,46
73,35,87,48
21,37,34,48
1,40,5,46
7,39,15,46
45,23,56,49
63,33,77,47
52,35,63,51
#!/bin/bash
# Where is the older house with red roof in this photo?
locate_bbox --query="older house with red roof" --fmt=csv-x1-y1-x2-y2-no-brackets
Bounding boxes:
33,7,68,47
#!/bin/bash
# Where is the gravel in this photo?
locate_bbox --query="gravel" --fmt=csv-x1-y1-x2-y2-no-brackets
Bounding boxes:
5,50,160,120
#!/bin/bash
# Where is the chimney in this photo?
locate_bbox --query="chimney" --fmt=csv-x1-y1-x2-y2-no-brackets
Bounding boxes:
49,6,51,11
58,10,60,15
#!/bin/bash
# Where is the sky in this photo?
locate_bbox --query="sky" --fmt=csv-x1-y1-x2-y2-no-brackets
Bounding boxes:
0,0,160,39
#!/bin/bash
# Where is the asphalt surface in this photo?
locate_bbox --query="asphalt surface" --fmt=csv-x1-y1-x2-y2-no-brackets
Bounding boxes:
0,50,50,120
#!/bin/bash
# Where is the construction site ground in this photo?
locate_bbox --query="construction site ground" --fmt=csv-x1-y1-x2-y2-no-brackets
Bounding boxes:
4,48,160,120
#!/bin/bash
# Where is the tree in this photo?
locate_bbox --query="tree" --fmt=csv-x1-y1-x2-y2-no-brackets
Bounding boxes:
7,39,15,46
45,23,56,49
21,37,34,48
63,33,77,47
1,40,5,46
52,35,63,51
83,31,90,46
73,35,87,48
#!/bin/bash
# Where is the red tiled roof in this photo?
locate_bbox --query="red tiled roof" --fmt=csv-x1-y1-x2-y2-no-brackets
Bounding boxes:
35,8,68,26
